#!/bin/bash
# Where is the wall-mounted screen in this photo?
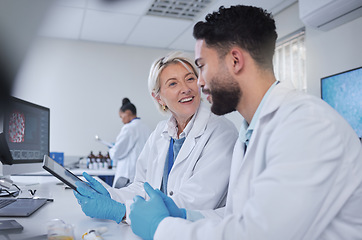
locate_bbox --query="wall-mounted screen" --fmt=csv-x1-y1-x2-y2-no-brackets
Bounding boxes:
321,66,362,139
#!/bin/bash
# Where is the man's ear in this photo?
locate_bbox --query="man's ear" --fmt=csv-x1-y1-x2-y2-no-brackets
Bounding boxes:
230,48,244,74
152,92,164,105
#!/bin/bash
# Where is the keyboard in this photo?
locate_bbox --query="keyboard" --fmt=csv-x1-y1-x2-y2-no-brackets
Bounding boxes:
0,199,16,209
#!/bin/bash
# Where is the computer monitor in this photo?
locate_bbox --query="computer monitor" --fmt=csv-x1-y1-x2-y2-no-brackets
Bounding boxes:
0,97,49,176
321,66,362,139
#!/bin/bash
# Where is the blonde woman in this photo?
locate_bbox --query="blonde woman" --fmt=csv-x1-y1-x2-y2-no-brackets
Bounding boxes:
74,52,238,223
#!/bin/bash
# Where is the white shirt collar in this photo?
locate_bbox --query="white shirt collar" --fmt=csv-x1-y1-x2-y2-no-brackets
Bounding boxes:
239,81,279,145
166,111,197,139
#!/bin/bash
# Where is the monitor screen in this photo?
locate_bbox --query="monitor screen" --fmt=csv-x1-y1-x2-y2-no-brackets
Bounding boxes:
321,66,362,139
0,97,49,165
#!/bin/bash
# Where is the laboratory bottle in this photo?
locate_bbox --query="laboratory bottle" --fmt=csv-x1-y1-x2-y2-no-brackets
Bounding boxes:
106,152,112,169
96,151,104,169
87,151,95,169
89,151,97,169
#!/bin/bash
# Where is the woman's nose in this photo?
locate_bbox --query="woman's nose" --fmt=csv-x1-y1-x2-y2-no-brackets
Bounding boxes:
180,82,191,94
181,87,191,95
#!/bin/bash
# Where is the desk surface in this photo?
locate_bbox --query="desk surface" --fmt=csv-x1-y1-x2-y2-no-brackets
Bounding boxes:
0,176,140,240
71,168,116,176
24,168,116,176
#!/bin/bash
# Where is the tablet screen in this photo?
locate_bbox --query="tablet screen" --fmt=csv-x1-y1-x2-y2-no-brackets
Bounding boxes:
42,155,82,191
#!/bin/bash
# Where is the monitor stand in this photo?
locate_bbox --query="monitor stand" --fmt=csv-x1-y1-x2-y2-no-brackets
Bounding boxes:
0,163,13,189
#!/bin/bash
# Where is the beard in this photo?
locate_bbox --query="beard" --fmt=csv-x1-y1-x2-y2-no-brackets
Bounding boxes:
207,72,241,116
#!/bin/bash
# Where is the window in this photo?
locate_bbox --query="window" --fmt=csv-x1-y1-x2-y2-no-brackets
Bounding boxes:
273,29,306,91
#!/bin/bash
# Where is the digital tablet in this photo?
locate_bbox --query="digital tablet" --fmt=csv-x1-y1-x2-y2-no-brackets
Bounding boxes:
42,155,83,191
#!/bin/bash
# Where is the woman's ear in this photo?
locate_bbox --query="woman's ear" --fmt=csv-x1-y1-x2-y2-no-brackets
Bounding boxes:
152,92,164,105
230,48,244,74
125,109,133,117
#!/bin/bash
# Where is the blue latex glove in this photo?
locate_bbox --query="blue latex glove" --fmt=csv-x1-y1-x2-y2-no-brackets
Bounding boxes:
155,189,186,219
130,182,170,240
73,173,125,223
82,172,110,197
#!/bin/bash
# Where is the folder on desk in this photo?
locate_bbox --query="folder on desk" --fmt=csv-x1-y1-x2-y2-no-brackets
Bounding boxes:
0,198,47,217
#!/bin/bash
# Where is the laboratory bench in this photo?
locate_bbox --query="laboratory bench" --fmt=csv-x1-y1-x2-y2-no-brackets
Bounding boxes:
21,167,116,187
0,175,140,240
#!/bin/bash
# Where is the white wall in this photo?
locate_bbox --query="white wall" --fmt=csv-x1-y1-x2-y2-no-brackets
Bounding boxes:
12,2,362,158
305,17,362,97
274,3,362,97
13,40,185,157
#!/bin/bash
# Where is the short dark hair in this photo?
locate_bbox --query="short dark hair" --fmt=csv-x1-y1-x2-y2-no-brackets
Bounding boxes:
193,5,277,70
120,97,137,115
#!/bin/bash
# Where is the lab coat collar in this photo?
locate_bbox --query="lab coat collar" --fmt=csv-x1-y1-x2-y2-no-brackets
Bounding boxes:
246,81,296,151
165,111,196,139
166,101,211,168
257,81,296,121
185,101,210,139
161,101,209,140
158,102,211,171
239,81,279,146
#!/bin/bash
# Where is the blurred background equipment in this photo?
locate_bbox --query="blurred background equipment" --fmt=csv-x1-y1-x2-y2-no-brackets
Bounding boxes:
0,0,53,114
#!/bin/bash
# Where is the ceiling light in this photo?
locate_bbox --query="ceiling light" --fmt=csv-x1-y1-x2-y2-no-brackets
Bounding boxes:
147,0,214,20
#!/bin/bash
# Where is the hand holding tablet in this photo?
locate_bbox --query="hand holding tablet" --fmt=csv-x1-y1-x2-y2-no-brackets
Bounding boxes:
42,155,84,192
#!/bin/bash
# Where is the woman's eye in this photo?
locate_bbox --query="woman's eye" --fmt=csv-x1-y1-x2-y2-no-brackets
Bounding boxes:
169,82,176,87
187,77,195,81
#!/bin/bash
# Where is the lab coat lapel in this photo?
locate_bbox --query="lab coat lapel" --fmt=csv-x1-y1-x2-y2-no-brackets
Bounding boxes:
226,104,276,215
246,82,294,155
244,83,289,176
173,103,209,167
226,83,292,214
152,128,170,189
225,140,251,215
174,137,195,165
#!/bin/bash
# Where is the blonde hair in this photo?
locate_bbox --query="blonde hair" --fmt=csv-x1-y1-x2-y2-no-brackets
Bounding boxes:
148,51,199,113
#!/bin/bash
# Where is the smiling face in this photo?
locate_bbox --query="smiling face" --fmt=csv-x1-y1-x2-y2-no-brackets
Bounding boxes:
155,62,201,123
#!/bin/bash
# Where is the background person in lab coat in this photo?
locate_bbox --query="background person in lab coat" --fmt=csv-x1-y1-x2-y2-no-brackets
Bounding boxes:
109,97,151,188
74,51,238,224
129,5,362,240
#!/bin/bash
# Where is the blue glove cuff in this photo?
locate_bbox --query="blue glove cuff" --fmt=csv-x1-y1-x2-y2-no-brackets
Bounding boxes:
113,202,126,224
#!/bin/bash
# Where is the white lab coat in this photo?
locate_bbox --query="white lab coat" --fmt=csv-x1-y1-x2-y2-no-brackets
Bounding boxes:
155,82,362,240
107,102,238,212
109,118,151,185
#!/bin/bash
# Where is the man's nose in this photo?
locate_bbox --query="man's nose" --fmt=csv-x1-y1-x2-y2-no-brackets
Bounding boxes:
197,75,205,88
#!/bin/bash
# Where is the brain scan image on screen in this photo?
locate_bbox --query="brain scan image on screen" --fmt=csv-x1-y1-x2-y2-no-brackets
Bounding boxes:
8,111,25,143
1,97,50,165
